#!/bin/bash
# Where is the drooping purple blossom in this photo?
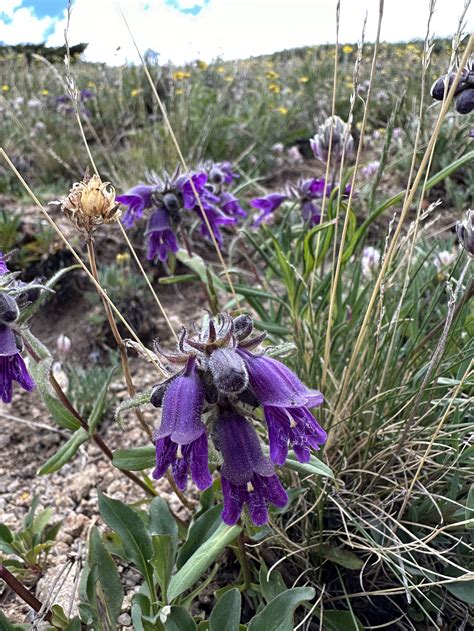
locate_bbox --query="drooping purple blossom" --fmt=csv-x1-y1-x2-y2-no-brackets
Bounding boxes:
292,178,351,227
145,208,179,262
0,324,35,404
116,184,155,228
250,194,286,227
215,411,288,526
219,192,247,218
152,357,212,490
238,348,323,408
264,405,327,465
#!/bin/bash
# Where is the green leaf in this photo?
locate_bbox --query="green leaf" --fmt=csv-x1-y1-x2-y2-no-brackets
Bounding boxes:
0,524,13,545
177,504,223,569
259,564,287,603
88,526,124,629
37,428,89,475
162,606,197,631
0,611,30,630
466,483,474,528
115,391,153,426
284,451,334,479
176,250,225,291
113,446,155,471
50,604,69,628
247,587,315,631
159,273,198,285
209,588,241,631
87,366,115,434
63,618,82,631
320,545,363,570
323,610,364,630
151,535,176,603
28,357,80,431
98,492,153,582
31,508,53,537
444,568,474,605
149,497,178,541
167,523,242,602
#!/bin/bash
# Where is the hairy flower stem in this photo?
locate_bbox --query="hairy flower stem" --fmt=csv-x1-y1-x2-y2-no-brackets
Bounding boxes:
49,370,160,498
236,529,252,591
86,239,193,510
0,564,52,622
86,240,152,435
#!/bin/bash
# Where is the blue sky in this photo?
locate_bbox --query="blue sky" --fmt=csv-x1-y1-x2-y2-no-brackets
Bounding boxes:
0,0,472,65
29,0,66,19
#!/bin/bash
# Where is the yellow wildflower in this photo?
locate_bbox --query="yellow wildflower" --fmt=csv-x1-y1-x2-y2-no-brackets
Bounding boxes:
265,70,279,80
268,83,280,93
298,76,310,83
116,252,130,265
172,70,191,81
342,45,354,54
224,76,234,82
197,59,208,70
88,81,96,88
40,89,49,95
175,88,184,95
2,85,10,92
216,66,225,73
130,88,142,97
276,106,288,115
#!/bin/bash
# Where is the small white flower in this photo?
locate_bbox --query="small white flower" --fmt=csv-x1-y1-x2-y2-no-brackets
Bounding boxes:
433,250,456,270
361,246,381,279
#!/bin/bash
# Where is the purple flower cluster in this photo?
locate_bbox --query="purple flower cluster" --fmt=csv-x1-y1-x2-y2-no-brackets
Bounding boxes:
116,162,246,263
0,253,35,404
250,178,351,228
55,89,95,116
149,313,326,526
431,62,474,114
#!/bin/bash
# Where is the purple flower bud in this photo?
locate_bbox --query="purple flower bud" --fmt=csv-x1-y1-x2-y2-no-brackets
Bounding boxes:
117,184,155,228
454,89,474,114
208,347,249,395
233,314,253,340
215,411,288,526
456,210,474,256
430,73,457,100
238,349,323,408
0,294,19,324
56,334,72,360
163,192,180,213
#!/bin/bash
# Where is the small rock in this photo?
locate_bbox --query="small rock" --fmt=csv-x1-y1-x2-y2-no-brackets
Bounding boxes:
117,613,132,626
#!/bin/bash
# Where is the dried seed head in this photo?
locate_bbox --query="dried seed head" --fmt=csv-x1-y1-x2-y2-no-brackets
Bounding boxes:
60,171,121,235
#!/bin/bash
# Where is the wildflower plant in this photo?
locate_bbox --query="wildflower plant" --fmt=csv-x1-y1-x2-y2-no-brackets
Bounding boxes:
149,313,326,526
1,26,474,631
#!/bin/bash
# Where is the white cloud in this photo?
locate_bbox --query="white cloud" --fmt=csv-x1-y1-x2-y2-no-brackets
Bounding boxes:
2,0,472,64
0,3,57,44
